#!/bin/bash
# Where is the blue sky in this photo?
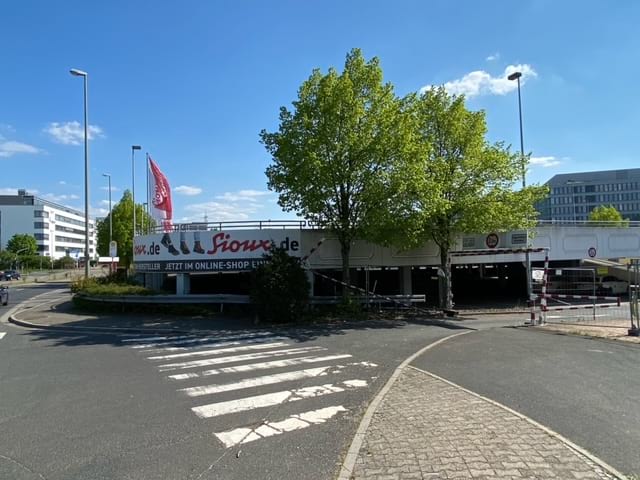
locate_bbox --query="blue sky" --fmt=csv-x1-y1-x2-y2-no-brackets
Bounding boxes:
2,0,639,223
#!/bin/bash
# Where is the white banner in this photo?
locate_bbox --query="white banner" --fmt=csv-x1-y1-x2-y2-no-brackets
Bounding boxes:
134,229,301,269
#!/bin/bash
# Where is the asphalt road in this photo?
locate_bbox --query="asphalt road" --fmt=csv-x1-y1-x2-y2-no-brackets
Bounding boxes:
413,326,640,477
0,290,458,480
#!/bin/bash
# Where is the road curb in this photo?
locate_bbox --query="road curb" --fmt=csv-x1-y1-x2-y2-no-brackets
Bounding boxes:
409,365,628,480
336,330,473,480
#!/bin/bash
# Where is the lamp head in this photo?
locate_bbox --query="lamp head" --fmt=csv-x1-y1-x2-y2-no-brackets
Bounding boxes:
132,145,142,151
508,71,522,81
70,68,88,77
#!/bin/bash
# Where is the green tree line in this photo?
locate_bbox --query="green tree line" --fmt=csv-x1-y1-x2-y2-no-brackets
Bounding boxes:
261,48,548,309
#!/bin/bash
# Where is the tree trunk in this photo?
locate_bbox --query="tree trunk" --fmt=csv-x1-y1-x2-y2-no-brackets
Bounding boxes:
340,240,351,299
439,245,453,311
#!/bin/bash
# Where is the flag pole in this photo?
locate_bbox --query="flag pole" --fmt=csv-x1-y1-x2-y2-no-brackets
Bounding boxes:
146,152,149,233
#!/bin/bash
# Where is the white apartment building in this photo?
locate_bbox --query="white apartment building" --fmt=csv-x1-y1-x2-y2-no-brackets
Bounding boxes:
0,189,96,260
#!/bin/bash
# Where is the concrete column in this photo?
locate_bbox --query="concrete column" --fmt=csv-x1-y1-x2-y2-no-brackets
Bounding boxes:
144,273,163,291
400,266,412,295
176,273,191,295
306,269,315,297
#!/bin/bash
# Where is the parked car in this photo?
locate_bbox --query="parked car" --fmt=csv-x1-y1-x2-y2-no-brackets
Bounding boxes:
3,270,21,281
0,285,8,305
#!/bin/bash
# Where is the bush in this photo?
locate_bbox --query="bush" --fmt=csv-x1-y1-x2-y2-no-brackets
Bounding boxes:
250,246,310,323
71,276,156,296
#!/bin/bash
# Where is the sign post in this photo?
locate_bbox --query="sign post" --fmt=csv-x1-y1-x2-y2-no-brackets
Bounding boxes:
109,241,118,274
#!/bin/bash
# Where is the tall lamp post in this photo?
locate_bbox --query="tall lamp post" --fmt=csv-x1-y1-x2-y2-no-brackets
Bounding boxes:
70,68,90,279
508,70,532,300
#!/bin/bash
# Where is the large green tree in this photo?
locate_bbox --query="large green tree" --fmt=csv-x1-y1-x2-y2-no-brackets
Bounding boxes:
261,48,421,289
96,190,155,267
387,87,547,309
6,233,38,255
588,204,628,227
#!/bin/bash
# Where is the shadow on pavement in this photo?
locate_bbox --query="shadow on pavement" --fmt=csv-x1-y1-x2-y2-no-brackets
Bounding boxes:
15,300,468,349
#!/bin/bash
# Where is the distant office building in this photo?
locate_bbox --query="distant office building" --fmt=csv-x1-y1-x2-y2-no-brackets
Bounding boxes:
537,168,640,221
0,189,96,259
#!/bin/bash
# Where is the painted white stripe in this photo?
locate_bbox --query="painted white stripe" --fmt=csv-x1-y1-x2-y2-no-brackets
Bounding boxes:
122,335,196,343
146,341,288,361
215,406,347,448
129,331,279,349
179,367,331,397
0,332,6,340
192,379,368,419
158,346,326,371
167,354,353,380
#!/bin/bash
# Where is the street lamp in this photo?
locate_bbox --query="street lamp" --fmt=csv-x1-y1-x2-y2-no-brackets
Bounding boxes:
102,173,112,244
508,70,532,300
131,145,142,236
508,71,526,188
70,68,90,279
15,247,28,270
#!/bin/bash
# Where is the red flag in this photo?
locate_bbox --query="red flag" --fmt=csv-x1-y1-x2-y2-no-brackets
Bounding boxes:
148,156,173,231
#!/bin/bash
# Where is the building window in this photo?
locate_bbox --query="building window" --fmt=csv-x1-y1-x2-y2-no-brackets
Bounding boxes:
34,233,49,240
34,210,49,218
34,222,49,229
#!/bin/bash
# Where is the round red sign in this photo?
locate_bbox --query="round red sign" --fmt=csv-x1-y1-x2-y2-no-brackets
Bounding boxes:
486,233,499,249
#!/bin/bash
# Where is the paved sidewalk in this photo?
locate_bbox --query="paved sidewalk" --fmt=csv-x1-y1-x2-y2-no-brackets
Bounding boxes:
348,366,622,480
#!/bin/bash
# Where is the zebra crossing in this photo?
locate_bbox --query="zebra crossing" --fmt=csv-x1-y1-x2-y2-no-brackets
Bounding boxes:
123,330,378,448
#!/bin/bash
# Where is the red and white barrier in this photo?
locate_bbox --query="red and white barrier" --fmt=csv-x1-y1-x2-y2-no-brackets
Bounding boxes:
543,303,621,312
534,293,621,304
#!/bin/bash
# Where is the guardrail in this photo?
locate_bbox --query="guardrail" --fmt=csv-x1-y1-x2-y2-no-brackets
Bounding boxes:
76,293,426,306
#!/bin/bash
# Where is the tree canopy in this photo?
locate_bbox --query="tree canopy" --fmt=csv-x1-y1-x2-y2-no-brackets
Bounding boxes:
261,49,547,308
96,190,155,267
6,233,38,256
402,88,548,307
261,48,421,288
588,204,629,227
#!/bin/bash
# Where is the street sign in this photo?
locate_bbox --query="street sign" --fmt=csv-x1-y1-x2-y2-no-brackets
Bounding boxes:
109,241,118,258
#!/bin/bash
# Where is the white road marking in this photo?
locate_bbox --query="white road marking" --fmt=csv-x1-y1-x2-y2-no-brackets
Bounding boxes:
167,354,353,380
179,367,332,397
158,346,326,371
214,405,347,448
146,341,289,361
191,379,368,418
0,332,6,340
128,331,279,349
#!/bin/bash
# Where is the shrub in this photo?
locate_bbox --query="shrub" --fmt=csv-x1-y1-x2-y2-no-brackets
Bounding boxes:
250,246,310,323
71,276,156,296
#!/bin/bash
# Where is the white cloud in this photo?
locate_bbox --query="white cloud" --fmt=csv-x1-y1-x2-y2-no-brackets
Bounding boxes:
486,53,500,62
182,191,276,222
41,193,80,202
183,201,259,222
0,140,41,158
215,189,271,202
422,64,537,98
44,121,105,145
530,156,562,167
59,180,67,185
100,185,121,192
175,185,203,196
0,124,16,133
